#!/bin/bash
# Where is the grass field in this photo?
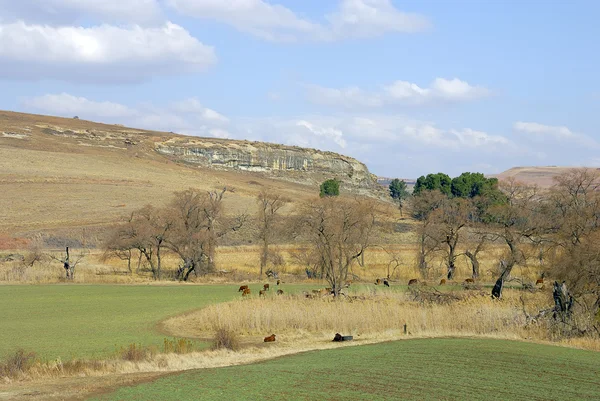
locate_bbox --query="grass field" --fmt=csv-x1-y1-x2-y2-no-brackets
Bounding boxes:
0,284,319,360
91,338,600,401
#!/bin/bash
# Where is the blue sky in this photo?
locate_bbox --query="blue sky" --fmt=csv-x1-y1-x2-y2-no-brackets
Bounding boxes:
1,0,599,178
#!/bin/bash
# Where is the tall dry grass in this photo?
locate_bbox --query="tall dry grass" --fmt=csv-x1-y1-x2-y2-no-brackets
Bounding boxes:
162,288,600,352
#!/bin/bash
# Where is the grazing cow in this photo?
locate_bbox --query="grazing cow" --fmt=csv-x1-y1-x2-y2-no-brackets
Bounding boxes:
375,278,382,285
383,279,390,287
264,334,276,342
259,289,266,297
439,279,446,285
263,283,270,291
536,278,544,285
408,279,418,286
238,285,249,292
465,278,475,284
276,279,281,286
242,288,251,296
277,289,284,295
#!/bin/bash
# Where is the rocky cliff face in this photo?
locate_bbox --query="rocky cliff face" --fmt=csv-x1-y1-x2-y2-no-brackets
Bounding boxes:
155,137,377,189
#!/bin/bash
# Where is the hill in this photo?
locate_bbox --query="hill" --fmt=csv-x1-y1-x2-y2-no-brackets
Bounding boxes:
0,111,377,237
495,166,600,188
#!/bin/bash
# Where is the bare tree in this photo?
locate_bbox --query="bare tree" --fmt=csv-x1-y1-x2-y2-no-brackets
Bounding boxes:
428,198,470,280
167,188,246,281
256,189,288,278
298,197,377,296
464,231,490,279
485,178,551,298
51,246,86,280
109,206,172,280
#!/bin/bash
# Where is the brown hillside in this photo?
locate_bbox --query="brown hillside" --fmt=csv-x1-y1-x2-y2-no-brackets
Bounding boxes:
495,166,600,188
0,111,377,237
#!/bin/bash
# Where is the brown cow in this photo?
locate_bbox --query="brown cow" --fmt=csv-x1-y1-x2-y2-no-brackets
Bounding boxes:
264,334,276,342
242,288,251,296
263,283,270,291
465,278,475,284
238,285,249,292
277,289,284,295
259,289,266,297
439,279,446,285
375,278,382,285
408,279,418,286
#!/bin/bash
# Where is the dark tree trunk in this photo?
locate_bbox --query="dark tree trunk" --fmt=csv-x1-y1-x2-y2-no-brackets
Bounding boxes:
492,260,513,299
465,250,480,279
446,262,456,280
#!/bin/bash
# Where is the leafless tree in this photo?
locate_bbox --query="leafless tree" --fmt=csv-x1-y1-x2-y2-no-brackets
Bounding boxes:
256,188,288,277
298,197,377,296
167,188,246,281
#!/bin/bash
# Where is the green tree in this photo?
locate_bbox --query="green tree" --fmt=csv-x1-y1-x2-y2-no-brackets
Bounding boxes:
389,178,409,215
414,173,452,196
320,179,340,197
451,172,500,198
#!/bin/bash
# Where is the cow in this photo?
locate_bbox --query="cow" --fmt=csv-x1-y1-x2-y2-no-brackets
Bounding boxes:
465,278,475,284
263,283,270,291
242,288,251,296
276,279,281,286
276,289,284,295
375,278,382,285
264,334,276,342
259,289,266,297
332,333,353,342
408,279,418,286
383,279,390,287
439,279,447,285
238,285,249,292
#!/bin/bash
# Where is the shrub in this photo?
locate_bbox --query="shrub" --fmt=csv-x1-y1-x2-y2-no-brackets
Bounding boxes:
212,328,240,351
163,338,195,354
319,179,340,197
0,349,37,378
118,343,155,361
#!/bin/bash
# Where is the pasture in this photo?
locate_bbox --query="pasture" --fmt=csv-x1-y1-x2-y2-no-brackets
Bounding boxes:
91,338,600,401
0,284,319,360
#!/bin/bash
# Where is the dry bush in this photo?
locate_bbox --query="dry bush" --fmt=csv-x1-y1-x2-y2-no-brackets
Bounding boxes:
211,328,240,351
0,349,38,378
163,338,195,354
118,343,156,362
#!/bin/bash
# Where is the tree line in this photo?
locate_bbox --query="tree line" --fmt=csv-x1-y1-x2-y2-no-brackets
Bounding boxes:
406,169,600,337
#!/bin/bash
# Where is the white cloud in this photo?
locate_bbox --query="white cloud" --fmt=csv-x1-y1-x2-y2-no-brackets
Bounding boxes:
171,99,229,123
305,84,383,108
23,93,136,118
327,0,431,38
0,0,163,25
513,121,598,147
22,93,229,137
0,21,216,82
296,120,347,148
307,78,489,108
167,0,430,42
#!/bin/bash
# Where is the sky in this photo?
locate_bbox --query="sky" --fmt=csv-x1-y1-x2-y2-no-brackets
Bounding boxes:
1,0,599,178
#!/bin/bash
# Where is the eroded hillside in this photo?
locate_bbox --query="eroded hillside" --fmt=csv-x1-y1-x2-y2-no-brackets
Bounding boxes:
0,111,378,236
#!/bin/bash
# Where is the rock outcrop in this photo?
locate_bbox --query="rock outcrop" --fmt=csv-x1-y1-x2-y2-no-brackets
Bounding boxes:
155,137,377,189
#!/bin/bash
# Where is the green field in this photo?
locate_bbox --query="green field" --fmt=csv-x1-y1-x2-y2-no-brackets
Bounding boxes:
92,338,600,401
0,284,241,360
